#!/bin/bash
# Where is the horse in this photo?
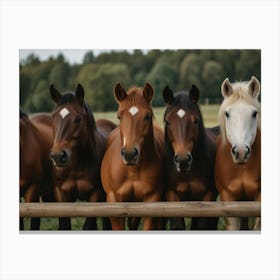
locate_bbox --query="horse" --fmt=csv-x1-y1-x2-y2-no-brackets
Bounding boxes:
162,85,219,230
20,109,54,230
101,82,165,230
49,84,116,230
215,76,261,230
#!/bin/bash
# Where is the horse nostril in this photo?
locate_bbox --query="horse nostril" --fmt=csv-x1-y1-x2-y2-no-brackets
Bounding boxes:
231,146,237,155
120,148,126,157
132,148,139,157
49,150,54,160
174,155,179,164
186,154,192,163
245,146,251,157
60,150,67,160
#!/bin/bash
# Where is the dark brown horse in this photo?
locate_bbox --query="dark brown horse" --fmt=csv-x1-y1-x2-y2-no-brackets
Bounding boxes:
20,109,54,230
215,77,261,230
163,85,218,230
101,83,165,230
49,84,116,230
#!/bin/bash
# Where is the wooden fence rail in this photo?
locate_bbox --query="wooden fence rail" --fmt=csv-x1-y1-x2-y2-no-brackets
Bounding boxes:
20,201,261,218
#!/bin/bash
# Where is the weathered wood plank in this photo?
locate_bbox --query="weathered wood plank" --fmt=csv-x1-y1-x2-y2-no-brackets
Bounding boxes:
20,201,261,218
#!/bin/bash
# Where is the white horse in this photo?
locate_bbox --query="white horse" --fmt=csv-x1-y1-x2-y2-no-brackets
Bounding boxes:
215,76,261,230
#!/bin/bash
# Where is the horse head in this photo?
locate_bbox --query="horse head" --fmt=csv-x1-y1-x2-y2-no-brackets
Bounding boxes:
219,76,261,164
49,84,94,167
163,85,203,172
114,82,154,165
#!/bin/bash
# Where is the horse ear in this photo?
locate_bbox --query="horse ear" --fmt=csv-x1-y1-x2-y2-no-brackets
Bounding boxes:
75,84,85,105
221,78,233,98
143,82,154,103
189,84,199,103
114,82,127,104
163,86,174,105
50,85,61,104
248,76,260,99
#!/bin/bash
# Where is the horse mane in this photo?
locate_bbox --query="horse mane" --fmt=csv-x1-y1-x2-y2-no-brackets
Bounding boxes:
218,81,261,145
164,92,209,165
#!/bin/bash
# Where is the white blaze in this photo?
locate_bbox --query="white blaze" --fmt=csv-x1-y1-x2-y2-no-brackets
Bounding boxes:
129,106,139,116
60,108,70,119
177,109,186,118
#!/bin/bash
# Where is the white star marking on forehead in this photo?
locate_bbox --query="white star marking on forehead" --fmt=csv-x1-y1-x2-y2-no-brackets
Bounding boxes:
177,109,186,118
60,108,70,119
128,106,139,116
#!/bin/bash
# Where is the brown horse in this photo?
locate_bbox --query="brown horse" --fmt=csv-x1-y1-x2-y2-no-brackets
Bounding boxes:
20,109,54,230
49,84,116,230
101,82,165,230
163,85,218,230
215,76,261,230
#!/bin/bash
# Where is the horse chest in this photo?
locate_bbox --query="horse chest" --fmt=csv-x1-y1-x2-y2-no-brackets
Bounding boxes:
175,179,206,199
226,174,260,199
55,168,97,196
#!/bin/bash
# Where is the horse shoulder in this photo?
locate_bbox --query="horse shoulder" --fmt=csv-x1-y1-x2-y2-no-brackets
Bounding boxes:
96,119,117,139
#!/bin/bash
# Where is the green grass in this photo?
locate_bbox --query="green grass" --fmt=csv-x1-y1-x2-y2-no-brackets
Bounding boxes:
94,104,219,128
22,104,221,231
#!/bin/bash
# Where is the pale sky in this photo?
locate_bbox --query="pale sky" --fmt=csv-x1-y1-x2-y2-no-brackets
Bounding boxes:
19,49,147,64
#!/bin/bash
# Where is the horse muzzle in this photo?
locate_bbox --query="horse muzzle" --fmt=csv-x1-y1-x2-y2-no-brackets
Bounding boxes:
49,149,70,167
174,153,192,172
231,145,251,164
120,147,140,165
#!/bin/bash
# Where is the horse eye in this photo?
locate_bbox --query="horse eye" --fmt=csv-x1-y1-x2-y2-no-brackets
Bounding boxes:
224,111,230,118
75,116,82,124
252,111,258,118
144,114,151,121
194,118,199,125
117,115,120,120
165,120,170,126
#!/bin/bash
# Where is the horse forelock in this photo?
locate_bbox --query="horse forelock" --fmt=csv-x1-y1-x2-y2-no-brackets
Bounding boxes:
218,81,261,145
55,92,76,108
164,93,204,127
119,86,153,114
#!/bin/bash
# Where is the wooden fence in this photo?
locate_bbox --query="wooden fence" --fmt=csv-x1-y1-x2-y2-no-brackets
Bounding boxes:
20,201,261,218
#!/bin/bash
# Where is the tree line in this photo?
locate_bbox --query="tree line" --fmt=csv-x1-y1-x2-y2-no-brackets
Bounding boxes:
20,49,261,113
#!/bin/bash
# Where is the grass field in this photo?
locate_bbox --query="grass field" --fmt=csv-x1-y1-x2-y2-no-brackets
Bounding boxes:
23,104,224,231
94,104,220,129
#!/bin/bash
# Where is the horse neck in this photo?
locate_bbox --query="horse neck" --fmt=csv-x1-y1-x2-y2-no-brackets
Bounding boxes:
76,120,98,166
251,128,261,157
193,126,211,161
141,121,156,159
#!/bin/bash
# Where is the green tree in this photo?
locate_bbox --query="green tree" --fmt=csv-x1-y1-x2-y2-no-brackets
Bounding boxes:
235,50,261,81
146,61,178,106
83,51,95,64
30,80,53,112
179,53,203,90
48,62,69,89
202,61,224,102
76,63,131,111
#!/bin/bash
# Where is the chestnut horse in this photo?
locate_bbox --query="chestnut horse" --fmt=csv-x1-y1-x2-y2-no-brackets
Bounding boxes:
20,109,54,230
163,85,218,230
101,83,165,230
215,76,261,230
49,84,116,230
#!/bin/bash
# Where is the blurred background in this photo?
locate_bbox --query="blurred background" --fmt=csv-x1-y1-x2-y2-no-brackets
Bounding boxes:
20,49,261,114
